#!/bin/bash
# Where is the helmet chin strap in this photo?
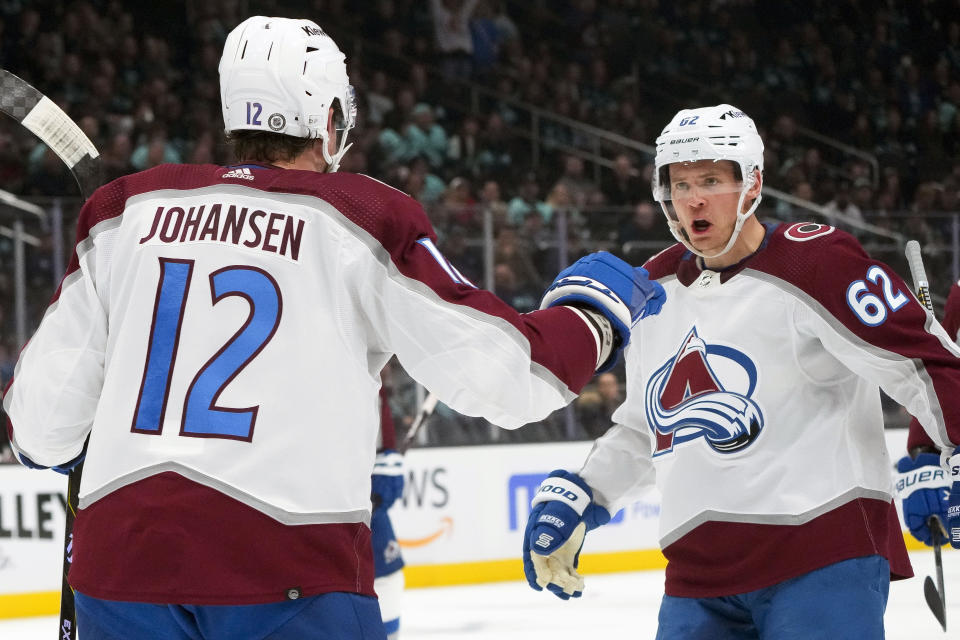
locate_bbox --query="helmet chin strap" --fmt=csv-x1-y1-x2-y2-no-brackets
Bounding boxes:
321,132,352,173
664,184,763,261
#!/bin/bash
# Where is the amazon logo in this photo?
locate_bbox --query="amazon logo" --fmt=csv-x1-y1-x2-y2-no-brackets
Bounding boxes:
397,467,451,548
398,516,453,548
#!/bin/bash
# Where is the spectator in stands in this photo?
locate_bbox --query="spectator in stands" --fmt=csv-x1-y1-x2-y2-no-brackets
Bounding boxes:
430,0,479,80
555,155,597,209
408,156,447,208
130,131,182,171
774,181,814,223
477,179,509,229
476,112,515,180
188,130,216,165
469,0,505,77
852,178,877,218
823,180,865,225
0,123,26,193
362,0,400,43
447,115,482,179
492,262,538,312
544,182,582,230
365,70,395,127
507,172,551,226
904,183,944,249
611,98,647,143
440,176,477,227
405,103,448,169
940,177,959,215
602,153,646,207
575,371,622,439
493,226,541,296
22,146,73,196
618,201,673,263
100,133,135,183
878,169,907,211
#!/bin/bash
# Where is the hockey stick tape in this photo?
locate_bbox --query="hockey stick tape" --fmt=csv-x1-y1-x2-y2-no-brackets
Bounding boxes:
21,96,99,167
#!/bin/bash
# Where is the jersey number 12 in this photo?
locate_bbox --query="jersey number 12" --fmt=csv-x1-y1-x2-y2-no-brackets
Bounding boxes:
131,258,282,441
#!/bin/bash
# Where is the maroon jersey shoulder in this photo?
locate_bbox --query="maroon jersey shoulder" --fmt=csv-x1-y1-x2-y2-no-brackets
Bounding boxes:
643,243,687,280
749,222,869,296
96,165,434,258
752,221,931,344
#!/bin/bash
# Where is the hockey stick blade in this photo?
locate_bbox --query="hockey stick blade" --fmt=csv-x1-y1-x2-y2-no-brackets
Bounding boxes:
925,515,948,631
0,69,101,199
924,576,947,631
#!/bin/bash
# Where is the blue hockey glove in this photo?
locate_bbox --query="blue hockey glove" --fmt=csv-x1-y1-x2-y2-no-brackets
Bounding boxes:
949,446,960,549
541,252,666,372
372,450,404,511
896,453,949,546
522,470,611,600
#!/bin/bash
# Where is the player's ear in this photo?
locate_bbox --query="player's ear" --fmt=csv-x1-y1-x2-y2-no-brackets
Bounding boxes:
746,169,763,199
326,106,336,141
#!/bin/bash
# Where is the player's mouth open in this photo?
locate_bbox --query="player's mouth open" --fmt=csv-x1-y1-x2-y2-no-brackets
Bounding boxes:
691,219,711,233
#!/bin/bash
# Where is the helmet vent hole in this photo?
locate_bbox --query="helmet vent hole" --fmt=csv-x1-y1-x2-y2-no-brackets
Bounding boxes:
267,43,273,60
305,91,312,96
241,41,248,59
306,46,319,53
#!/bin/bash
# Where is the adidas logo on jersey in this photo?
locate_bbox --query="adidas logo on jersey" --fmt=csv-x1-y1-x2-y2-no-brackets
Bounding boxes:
221,167,255,181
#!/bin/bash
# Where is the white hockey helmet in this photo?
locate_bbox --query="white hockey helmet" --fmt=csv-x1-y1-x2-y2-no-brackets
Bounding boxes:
652,104,764,258
219,16,357,172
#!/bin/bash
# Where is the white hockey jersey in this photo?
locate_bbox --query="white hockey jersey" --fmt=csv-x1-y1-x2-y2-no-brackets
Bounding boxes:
581,222,960,597
3,164,598,604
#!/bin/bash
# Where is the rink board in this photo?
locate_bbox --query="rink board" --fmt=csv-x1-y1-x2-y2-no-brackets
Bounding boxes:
0,429,933,619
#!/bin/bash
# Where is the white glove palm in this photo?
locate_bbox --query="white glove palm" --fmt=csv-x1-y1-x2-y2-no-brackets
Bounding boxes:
530,522,587,596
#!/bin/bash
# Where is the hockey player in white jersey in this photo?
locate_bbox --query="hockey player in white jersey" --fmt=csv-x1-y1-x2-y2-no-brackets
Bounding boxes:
523,104,960,639
2,16,666,639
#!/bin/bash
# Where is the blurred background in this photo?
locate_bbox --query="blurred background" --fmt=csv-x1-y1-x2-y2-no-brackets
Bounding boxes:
1,0,959,457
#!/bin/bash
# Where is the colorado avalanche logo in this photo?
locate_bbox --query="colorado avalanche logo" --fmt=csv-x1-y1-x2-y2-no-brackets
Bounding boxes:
646,327,764,456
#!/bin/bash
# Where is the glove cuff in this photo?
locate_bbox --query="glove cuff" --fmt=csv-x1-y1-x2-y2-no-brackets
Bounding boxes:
540,283,631,334
895,463,949,499
583,503,612,531
374,450,404,476
565,305,617,372
531,476,592,516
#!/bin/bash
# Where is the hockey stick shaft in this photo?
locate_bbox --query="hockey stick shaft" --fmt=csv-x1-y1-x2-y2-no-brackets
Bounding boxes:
400,392,439,454
905,240,934,313
2,68,101,640
906,239,948,629
372,392,439,511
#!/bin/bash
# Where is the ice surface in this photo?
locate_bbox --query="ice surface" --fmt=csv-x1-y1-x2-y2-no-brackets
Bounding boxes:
2,550,955,638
